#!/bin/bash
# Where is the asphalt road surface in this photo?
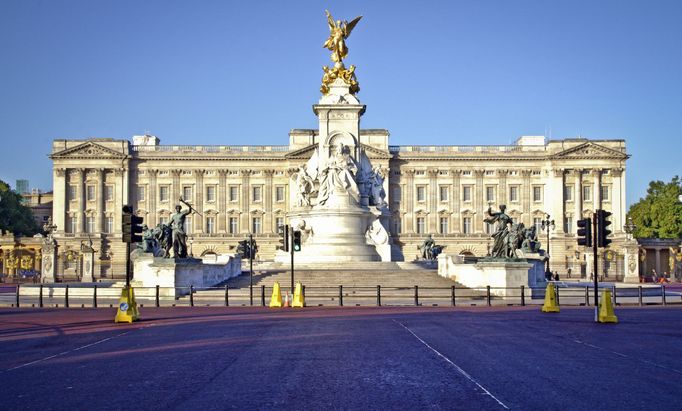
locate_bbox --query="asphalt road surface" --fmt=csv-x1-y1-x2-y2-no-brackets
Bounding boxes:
1,306,681,410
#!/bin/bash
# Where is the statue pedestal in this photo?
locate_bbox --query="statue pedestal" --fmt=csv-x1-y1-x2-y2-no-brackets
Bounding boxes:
132,251,241,297
41,244,57,283
439,255,533,297
622,241,641,283
81,250,95,282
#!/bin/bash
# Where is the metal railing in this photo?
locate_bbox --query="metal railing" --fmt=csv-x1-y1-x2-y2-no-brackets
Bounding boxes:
2,283,679,309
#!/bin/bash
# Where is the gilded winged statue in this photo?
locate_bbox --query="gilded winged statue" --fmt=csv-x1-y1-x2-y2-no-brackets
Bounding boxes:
323,10,362,65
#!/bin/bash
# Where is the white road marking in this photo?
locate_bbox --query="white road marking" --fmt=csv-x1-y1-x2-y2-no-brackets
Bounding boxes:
394,320,509,409
6,330,133,372
572,339,682,374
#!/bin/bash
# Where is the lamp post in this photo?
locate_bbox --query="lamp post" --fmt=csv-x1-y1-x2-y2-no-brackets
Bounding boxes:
541,214,555,279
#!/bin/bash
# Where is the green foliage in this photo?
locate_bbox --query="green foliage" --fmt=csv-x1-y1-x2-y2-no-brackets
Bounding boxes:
628,176,682,239
0,180,40,236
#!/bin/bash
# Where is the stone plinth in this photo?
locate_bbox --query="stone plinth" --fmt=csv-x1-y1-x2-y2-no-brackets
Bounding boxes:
439,255,533,297
81,250,95,283
41,244,57,283
622,241,641,283
132,252,241,297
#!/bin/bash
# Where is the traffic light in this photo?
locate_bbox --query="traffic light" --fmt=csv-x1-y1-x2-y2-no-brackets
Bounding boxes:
292,230,302,252
596,209,612,248
122,206,144,243
277,224,289,252
576,218,592,247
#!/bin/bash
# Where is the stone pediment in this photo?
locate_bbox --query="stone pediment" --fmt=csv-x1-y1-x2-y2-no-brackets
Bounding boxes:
286,143,390,160
551,142,628,160
285,144,317,160
50,141,126,160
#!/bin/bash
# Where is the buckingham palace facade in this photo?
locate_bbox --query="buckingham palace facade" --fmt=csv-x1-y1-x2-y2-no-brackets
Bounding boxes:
48,132,629,281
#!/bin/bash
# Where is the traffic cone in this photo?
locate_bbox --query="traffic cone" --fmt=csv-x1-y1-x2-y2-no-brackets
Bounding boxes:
541,282,560,313
283,291,290,308
292,281,304,308
269,282,282,308
115,286,140,323
598,288,618,323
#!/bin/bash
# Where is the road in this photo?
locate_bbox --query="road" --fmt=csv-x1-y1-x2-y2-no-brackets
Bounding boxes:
1,306,681,410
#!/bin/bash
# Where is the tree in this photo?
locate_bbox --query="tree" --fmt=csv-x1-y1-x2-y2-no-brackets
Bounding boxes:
628,176,682,239
0,179,39,236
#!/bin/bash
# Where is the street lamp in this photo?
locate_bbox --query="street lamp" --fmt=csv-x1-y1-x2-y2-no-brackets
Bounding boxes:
541,214,555,279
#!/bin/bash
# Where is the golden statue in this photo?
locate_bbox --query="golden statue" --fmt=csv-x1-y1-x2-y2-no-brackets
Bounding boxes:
323,10,362,67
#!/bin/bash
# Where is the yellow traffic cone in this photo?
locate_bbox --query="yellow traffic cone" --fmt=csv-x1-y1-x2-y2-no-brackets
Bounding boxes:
283,291,290,308
269,282,283,308
598,288,618,323
292,281,304,308
541,282,560,313
114,286,140,323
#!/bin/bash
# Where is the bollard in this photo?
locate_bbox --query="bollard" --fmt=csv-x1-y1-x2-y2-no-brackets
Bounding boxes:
662,285,666,306
638,285,643,307
521,285,525,306
224,284,229,307
414,285,419,306
339,285,343,307
189,285,194,307
451,285,456,307
261,285,266,306
486,285,491,307
585,287,590,306
376,285,381,307
65,284,69,308
555,286,560,306
16,284,20,308
612,286,617,306
155,285,160,307
93,285,98,308
39,284,44,308
302,285,306,307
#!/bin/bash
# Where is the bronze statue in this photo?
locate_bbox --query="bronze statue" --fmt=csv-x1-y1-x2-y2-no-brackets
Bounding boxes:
323,10,362,66
484,205,513,258
170,201,195,258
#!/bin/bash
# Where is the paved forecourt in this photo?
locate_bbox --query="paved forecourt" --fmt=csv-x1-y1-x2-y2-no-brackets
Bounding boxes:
1,306,681,410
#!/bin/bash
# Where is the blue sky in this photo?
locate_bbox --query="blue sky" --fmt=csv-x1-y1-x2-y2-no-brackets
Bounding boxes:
1,0,680,207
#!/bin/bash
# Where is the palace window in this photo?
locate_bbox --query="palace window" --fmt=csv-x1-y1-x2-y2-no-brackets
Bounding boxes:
159,186,169,202
439,186,449,202
462,186,472,202
184,217,192,234
509,186,519,202
206,186,216,202
276,217,285,230
485,221,494,235
600,185,610,201
229,186,239,202
485,170,494,176
416,186,426,202
206,216,215,234
416,217,425,234
252,217,262,234
105,217,114,234
415,170,425,176
85,216,95,233
275,186,285,202
462,217,472,234
531,170,541,176
68,185,77,201
564,185,573,202
486,186,495,203
105,185,114,202
583,186,592,202
439,217,449,234
137,186,145,202
183,186,193,202
534,217,543,233
67,216,77,233
252,186,262,202
564,216,573,234
159,216,169,225
462,171,472,176
532,186,543,203
86,185,95,201
229,217,238,234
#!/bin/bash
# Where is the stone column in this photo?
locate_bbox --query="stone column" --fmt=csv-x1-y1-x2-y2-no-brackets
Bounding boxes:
612,168,624,232
592,169,602,211
521,170,532,226
655,248,661,274
148,169,158,227
75,168,85,233
550,168,565,234
195,169,205,233
96,168,105,232
574,169,583,219
264,169,275,233
113,169,124,233
497,169,507,209
171,169,182,209
451,169,460,233
428,169,439,234
218,170,228,233
240,170,251,233
53,168,67,234
404,169,415,233
474,170,484,233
